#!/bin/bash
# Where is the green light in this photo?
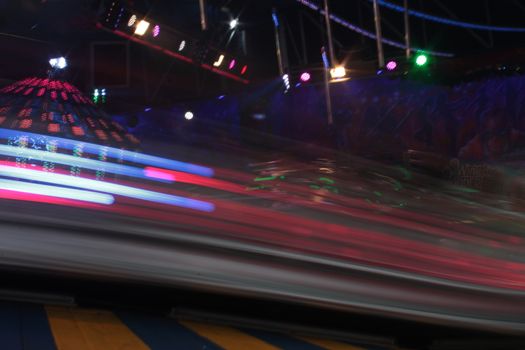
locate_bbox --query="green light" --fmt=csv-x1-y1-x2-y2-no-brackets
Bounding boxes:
415,54,428,66
319,177,335,184
254,176,277,182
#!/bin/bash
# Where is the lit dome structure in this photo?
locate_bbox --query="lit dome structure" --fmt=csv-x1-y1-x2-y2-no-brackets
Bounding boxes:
0,77,138,147
0,77,139,180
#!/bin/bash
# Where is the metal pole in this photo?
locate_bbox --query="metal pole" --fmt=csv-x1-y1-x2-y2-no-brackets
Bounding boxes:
272,8,284,76
372,0,385,67
323,0,336,65
199,0,207,30
299,11,308,65
419,0,428,47
322,48,333,125
404,0,411,58
324,69,334,125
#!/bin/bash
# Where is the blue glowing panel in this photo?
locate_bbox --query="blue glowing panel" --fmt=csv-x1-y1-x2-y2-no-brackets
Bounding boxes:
0,128,214,177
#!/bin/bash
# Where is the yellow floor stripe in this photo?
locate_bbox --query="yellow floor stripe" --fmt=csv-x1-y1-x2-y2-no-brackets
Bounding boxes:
296,336,364,350
180,320,281,350
45,306,150,350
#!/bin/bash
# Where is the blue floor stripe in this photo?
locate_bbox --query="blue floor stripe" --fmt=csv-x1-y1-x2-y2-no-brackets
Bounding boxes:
19,303,56,350
242,328,326,350
0,302,56,350
116,310,223,350
0,302,23,349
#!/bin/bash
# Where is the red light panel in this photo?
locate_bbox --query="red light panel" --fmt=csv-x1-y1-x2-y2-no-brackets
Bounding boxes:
48,123,60,133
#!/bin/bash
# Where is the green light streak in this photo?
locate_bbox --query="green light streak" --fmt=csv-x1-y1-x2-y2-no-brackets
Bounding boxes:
254,176,277,182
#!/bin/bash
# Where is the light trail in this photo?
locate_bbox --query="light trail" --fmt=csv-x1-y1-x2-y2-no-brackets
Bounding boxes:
0,128,214,177
0,178,114,205
0,165,215,212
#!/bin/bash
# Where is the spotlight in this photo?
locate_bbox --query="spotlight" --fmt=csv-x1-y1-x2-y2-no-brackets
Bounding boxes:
92,88,99,104
134,19,150,36
127,14,137,27
213,54,225,67
300,72,311,82
330,66,346,79
184,111,194,120
386,60,397,71
152,24,160,37
241,65,248,75
415,54,428,67
228,59,236,70
229,19,238,29
178,40,186,51
49,57,67,69
282,74,291,91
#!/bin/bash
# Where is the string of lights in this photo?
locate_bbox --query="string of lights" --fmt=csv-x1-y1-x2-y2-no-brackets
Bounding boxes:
295,0,454,57
372,0,525,32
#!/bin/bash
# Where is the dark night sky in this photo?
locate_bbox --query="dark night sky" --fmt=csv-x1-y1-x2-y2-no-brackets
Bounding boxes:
2,0,525,96
122,0,525,80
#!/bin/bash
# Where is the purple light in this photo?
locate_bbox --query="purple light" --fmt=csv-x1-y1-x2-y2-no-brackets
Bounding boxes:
152,25,160,37
300,72,311,82
386,60,397,71
229,59,236,70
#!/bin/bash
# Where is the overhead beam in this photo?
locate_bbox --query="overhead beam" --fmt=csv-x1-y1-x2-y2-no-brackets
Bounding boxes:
432,0,491,48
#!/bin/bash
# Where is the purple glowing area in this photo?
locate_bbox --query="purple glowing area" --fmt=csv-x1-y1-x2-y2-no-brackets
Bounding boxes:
386,60,397,71
300,72,311,82
152,24,160,37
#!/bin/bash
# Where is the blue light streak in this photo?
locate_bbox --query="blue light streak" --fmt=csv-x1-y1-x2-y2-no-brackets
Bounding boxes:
272,10,279,27
373,0,525,32
295,0,454,57
0,165,215,212
0,144,149,180
0,128,214,177
321,50,330,68
0,178,115,205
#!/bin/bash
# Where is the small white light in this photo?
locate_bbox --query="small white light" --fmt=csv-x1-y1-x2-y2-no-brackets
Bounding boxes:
282,74,290,91
330,66,346,79
49,57,67,69
184,111,194,120
213,54,225,67
57,57,67,69
134,19,150,36
178,40,186,51
128,14,137,27
229,19,238,29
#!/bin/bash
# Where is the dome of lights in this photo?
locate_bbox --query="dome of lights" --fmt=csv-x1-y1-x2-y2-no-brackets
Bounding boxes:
0,77,140,180
0,77,138,147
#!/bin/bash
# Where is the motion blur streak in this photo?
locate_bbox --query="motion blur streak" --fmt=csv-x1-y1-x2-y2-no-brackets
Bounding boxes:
0,128,214,177
0,144,148,180
0,178,114,205
0,165,215,212
146,167,519,249
144,167,176,182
